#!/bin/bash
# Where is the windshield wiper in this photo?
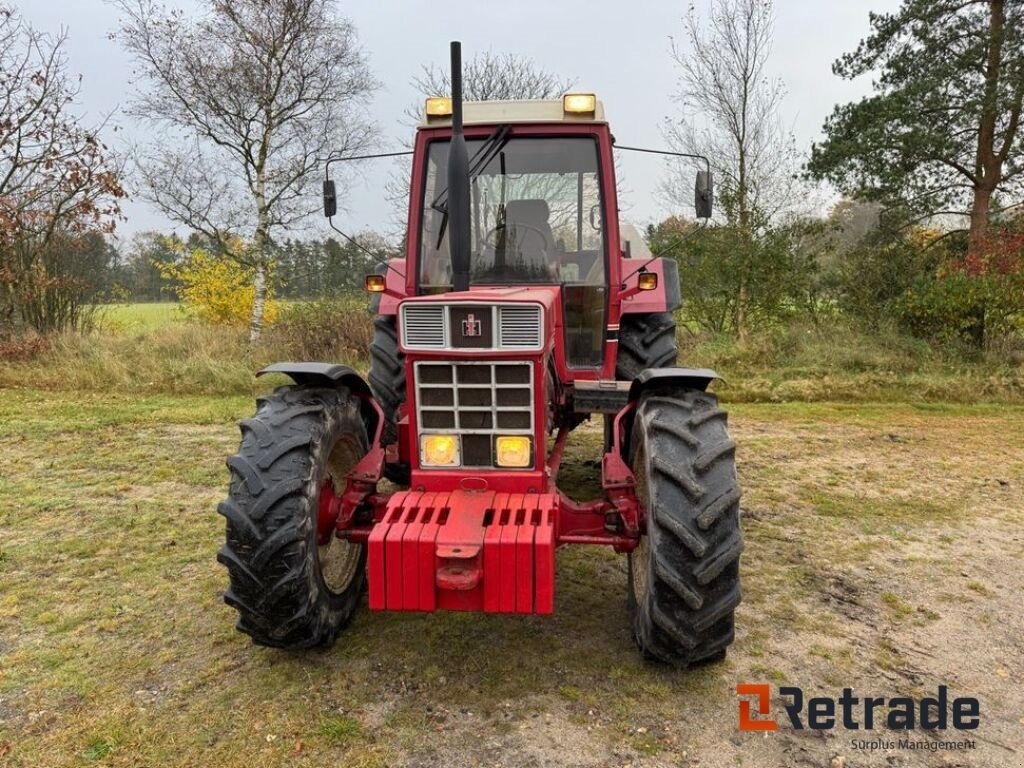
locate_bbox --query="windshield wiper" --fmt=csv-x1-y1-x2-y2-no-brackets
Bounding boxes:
431,123,512,249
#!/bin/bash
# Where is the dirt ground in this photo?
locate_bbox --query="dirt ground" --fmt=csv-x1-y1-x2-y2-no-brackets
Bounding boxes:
1,392,1022,767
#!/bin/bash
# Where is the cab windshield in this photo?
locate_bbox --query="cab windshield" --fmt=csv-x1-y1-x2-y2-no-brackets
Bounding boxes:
418,135,607,367
419,136,606,290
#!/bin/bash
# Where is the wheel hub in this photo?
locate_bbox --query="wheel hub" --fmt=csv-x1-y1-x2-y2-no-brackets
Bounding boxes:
318,537,361,594
317,435,364,595
630,442,651,603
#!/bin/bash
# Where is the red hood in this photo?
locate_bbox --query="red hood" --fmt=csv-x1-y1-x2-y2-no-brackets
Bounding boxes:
402,284,560,311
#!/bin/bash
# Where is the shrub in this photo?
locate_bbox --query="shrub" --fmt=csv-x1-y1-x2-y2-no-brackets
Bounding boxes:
159,248,279,327
895,230,1024,349
832,228,947,327
0,332,50,361
263,295,373,364
1,232,114,334
649,216,824,335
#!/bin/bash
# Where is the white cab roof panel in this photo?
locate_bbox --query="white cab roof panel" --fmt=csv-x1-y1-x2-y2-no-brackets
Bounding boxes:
420,99,607,128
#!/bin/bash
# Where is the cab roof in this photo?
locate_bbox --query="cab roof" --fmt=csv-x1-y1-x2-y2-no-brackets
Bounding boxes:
419,99,607,128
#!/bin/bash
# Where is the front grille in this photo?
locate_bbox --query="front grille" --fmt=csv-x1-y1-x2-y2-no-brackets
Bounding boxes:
498,305,542,348
415,361,533,468
400,303,543,351
402,305,446,348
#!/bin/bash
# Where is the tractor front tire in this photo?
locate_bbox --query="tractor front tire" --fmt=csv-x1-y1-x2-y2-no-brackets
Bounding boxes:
627,387,743,666
217,386,368,649
368,314,410,484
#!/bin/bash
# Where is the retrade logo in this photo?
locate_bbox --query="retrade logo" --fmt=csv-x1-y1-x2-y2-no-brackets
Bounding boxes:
736,684,980,732
737,683,778,731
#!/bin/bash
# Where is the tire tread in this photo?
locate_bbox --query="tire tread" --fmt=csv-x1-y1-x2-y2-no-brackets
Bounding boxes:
218,387,367,648
368,315,410,484
630,388,743,667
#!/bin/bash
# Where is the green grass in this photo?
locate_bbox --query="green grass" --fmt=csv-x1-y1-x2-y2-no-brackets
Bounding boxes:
0,300,371,396
880,591,915,618
99,302,186,335
2,390,1022,766
3,303,1021,403
318,716,364,745
684,321,1024,403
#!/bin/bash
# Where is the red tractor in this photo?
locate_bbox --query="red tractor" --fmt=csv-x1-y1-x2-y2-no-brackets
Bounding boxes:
218,43,742,667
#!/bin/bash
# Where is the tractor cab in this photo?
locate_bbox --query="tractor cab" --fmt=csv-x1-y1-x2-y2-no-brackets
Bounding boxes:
411,96,615,371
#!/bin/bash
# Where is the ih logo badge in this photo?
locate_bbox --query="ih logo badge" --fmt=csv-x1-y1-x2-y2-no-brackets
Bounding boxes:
737,684,778,731
462,313,482,337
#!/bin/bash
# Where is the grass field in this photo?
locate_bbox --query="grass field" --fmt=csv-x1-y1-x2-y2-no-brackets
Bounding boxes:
1,390,1022,767
3,303,1022,405
99,303,187,335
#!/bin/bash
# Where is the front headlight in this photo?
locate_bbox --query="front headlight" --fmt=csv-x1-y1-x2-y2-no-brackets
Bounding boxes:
495,435,532,468
421,434,459,467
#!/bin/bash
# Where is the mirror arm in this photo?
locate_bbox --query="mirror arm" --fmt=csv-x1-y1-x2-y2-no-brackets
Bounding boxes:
612,144,711,179
619,278,646,301
318,151,414,281
620,218,710,286
613,143,713,219
321,149,414,176
323,217,406,281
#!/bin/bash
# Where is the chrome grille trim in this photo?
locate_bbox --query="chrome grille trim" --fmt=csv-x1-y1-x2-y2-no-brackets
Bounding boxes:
498,305,542,348
399,302,544,351
401,305,446,348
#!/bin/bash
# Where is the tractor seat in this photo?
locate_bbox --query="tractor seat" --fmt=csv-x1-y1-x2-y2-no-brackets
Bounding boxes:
503,199,556,278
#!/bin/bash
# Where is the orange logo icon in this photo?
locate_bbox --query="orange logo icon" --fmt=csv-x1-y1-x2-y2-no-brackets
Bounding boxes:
737,683,778,731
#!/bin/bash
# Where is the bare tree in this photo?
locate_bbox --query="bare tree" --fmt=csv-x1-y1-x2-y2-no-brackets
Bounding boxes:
0,6,124,333
662,0,797,338
114,0,378,341
413,50,574,105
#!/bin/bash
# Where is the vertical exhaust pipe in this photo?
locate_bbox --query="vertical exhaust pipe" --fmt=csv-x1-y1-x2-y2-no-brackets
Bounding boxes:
447,41,472,293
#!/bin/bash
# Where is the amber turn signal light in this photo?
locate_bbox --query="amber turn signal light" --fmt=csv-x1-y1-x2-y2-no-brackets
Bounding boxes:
425,97,453,119
563,93,597,115
638,272,658,291
365,274,386,293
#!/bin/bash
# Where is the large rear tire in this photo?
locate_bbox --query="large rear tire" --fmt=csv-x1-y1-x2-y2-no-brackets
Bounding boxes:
368,314,410,485
627,387,742,666
217,386,368,648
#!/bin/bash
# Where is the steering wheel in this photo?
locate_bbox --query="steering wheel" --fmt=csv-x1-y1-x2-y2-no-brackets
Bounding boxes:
482,222,549,255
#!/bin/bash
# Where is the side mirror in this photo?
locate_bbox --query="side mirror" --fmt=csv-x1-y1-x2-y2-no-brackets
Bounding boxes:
695,170,713,219
589,204,602,231
323,179,337,218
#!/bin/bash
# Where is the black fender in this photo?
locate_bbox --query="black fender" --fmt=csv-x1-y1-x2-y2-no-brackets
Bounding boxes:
613,367,722,461
257,362,380,439
257,362,373,396
627,367,721,401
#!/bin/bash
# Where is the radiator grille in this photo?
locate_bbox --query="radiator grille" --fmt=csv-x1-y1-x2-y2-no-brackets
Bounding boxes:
498,305,542,348
401,305,446,348
400,303,543,350
415,361,533,468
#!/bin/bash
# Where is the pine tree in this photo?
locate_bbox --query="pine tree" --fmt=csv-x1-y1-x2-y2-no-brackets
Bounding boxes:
808,0,1024,253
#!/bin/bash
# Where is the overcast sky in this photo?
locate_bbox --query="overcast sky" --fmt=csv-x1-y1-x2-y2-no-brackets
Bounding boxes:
18,0,900,243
